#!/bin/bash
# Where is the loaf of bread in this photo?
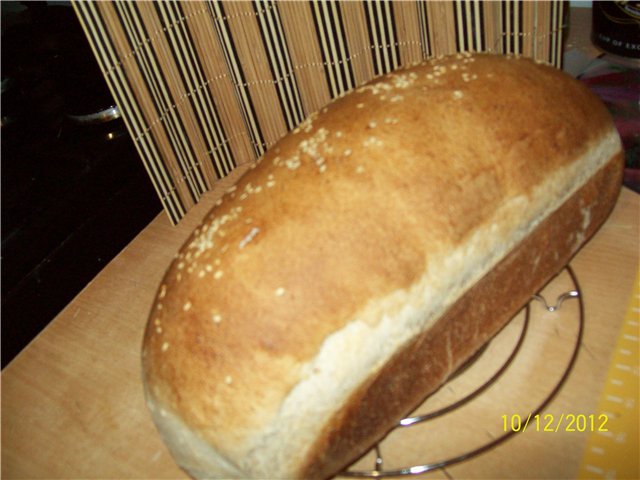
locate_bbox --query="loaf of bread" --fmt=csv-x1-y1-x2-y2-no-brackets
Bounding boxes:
142,53,623,479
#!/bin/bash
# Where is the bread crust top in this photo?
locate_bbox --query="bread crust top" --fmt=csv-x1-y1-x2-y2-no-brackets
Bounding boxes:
142,53,618,478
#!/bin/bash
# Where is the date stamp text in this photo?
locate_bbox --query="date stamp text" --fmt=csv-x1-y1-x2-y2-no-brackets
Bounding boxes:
502,413,609,433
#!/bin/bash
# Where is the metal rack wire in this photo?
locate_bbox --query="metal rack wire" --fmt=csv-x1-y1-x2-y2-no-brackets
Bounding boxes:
342,265,584,477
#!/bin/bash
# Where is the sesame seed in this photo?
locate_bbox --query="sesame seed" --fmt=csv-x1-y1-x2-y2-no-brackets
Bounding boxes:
392,74,413,89
183,301,192,311
285,157,301,170
159,285,167,299
356,165,365,174
335,131,344,138
266,180,276,188
154,318,161,326
344,149,352,157
275,287,286,296
363,136,383,148
212,314,222,324
161,342,169,352
319,164,327,173
452,90,464,100
214,270,224,280
367,121,377,129
225,375,233,385
356,103,365,109
156,326,163,334
239,227,260,249
198,271,205,278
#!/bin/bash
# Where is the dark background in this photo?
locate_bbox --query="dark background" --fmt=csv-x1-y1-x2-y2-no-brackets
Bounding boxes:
1,2,162,367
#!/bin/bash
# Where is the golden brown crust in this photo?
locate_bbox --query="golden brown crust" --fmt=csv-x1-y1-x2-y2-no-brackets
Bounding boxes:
141,53,622,478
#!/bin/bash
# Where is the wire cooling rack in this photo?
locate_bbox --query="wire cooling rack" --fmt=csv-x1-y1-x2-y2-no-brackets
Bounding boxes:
342,265,584,477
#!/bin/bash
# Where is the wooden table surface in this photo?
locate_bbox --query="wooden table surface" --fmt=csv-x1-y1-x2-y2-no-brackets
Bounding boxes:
2,171,638,478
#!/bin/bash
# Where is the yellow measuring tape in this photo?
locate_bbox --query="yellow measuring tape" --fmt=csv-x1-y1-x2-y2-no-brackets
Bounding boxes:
578,271,639,479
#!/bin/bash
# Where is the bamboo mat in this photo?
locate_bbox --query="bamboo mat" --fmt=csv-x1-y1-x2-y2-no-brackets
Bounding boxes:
72,1,565,223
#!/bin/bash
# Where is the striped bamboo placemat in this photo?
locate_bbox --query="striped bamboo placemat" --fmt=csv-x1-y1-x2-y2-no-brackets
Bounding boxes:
72,1,565,223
